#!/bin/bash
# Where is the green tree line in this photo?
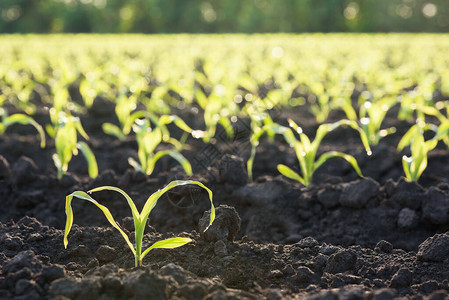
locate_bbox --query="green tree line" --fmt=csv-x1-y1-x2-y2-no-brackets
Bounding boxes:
0,0,448,33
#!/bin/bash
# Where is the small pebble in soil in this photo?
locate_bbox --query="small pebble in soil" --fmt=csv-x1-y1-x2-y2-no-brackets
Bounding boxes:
371,288,396,300
422,187,449,225
313,254,329,272
268,270,283,279
337,285,364,300
297,237,319,248
40,265,66,282
95,245,116,263
339,177,379,208
4,236,23,251
390,268,413,288
417,232,449,262
324,249,357,274
214,240,228,257
160,263,189,285
389,177,425,210
70,245,91,258
319,243,339,255
317,186,340,209
296,266,314,283
397,208,419,230
86,258,99,269
375,240,393,253
199,205,241,242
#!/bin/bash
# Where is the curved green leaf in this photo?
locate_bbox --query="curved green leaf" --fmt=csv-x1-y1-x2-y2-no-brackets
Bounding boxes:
102,123,126,140
146,150,192,176
77,142,98,178
314,151,363,178
88,186,140,222
140,180,215,232
140,237,192,261
2,114,46,148
277,164,305,185
64,192,135,255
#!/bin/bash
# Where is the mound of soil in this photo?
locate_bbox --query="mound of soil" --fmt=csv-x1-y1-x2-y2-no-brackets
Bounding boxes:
1,102,449,299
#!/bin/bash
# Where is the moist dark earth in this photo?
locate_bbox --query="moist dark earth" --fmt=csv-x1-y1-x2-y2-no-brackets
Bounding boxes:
1,99,449,299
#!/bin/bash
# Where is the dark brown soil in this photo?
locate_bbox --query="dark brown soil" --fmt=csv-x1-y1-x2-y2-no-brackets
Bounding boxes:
1,99,449,299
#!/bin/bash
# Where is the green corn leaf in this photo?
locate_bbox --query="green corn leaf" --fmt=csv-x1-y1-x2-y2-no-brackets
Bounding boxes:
398,125,419,151
341,101,358,121
2,114,46,148
159,115,194,133
314,151,363,178
140,237,192,261
146,150,192,176
277,164,305,185
339,119,372,155
166,151,193,175
433,121,449,141
128,157,143,173
64,192,135,255
218,116,234,140
88,186,140,227
167,137,184,151
46,124,56,139
311,123,334,155
123,111,148,135
76,142,98,178
52,153,63,179
73,118,89,140
402,155,413,181
411,132,427,180
194,88,208,109
247,145,257,182
102,123,126,140
140,180,215,232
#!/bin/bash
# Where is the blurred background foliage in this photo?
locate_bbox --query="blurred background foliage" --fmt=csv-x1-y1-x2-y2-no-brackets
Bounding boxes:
0,0,448,33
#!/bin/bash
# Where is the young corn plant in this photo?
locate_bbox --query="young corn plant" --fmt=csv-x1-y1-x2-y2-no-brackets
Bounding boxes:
194,87,235,143
420,102,449,148
0,109,46,148
101,94,142,140
248,119,363,185
128,115,202,176
64,180,215,267
397,120,449,182
338,97,397,151
52,114,98,179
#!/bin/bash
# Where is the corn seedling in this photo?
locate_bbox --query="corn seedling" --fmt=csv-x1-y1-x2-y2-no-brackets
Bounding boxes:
398,120,449,182
419,102,449,148
248,119,363,185
194,87,235,143
128,115,202,176
248,118,368,183
64,180,215,267
102,94,142,140
0,109,45,148
339,97,397,150
52,114,98,179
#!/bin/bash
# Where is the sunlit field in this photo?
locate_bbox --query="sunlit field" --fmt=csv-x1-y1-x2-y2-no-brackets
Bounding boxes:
3,33,449,299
